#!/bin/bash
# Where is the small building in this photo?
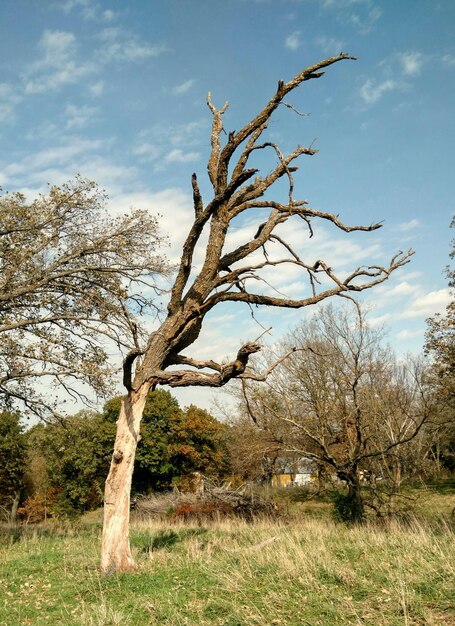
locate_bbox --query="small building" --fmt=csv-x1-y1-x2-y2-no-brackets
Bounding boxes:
271,458,315,488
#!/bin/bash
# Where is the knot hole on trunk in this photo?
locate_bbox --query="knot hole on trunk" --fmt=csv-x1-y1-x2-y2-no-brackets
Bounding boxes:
113,450,123,464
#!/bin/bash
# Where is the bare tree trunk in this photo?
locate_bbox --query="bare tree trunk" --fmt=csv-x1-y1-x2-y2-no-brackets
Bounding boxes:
99,54,412,573
9,491,20,525
347,475,365,523
101,383,151,574
387,458,402,516
338,470,365,523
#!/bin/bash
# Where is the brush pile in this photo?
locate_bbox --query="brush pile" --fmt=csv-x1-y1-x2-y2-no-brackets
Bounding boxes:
134,478,281,521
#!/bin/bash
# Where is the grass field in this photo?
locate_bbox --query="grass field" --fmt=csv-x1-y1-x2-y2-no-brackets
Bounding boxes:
1,486,454,626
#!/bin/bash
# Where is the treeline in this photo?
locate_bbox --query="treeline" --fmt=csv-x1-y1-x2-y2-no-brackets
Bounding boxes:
1,299,453,525
0,391,231,523
229,304,454,521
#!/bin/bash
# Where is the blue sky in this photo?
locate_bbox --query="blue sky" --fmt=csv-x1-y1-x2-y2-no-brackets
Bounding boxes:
1,0,453,409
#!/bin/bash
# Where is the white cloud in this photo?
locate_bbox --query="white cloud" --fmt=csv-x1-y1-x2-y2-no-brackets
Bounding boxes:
132,142,160,161
59,0,92,14
102,9,117,22
322,0,370,7
322,0,382,34
24,30,97,94
75,158,138,193
348,6,382,33
23,25,167,96
0,83,22,123
442,54,455,67
396,328,423,340
315,36,345,55
285,31,301,51
367,312,392,328
164,148,201,164
2,137,106,182
397,218,420,232
172,80,195,95
89,81,105,96
39,29,76,61
401,289,451,319
58,0,116,22
384,281,420,297
0,107,13,125
109,188,193,262
399,52,423,76
360,78,398,104
97,27,167,63
65,104,98,129
133,119,207,172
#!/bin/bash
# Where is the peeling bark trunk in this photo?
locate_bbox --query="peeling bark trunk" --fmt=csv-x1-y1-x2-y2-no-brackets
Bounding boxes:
99,54,410,573
101,383,151,574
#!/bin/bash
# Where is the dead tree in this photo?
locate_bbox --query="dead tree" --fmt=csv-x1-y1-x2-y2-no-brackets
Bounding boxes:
101,54,413,573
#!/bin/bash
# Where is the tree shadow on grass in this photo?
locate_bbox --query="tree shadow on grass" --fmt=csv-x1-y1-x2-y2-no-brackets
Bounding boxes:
134,527,209,553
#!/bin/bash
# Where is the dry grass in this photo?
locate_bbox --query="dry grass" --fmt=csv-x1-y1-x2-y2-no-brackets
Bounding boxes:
1,513,454,625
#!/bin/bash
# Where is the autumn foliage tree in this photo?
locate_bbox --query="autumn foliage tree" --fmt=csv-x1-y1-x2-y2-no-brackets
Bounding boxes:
0,177,170,419
101,54,413,573
18,391,228,520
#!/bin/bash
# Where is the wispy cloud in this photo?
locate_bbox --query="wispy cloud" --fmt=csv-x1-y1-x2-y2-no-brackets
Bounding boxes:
58,0,117,22
109,187,194,262
89,81,104,97
102,9,117,22
23,30,96,94
164,148,200,164
348,5,382,33
65,104,98,129
384,281,420,297
22,26,167,97
97,27,167,63
322,0,382,34
0,83,22,123
397,218,420,232
396,328,423,340
360,78,398,104
132,142,160,161
59,0,92,14
285,31,301,51
399,52,423,76
133,119,208,171
172,79,195,95
401,288,451,319
2,137,106,183
315,36,345,55
442,53,455,67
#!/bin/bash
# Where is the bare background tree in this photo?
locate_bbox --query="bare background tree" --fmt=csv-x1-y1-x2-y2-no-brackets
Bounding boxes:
237,304,434,521
424,216,455,473
100,54,413,573
0,177,170,420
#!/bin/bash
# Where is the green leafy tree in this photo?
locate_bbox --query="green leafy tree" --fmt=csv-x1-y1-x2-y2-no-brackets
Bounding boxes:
104,390,181,492
25,411,116,517
105,392,229,492
0,411,27,522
